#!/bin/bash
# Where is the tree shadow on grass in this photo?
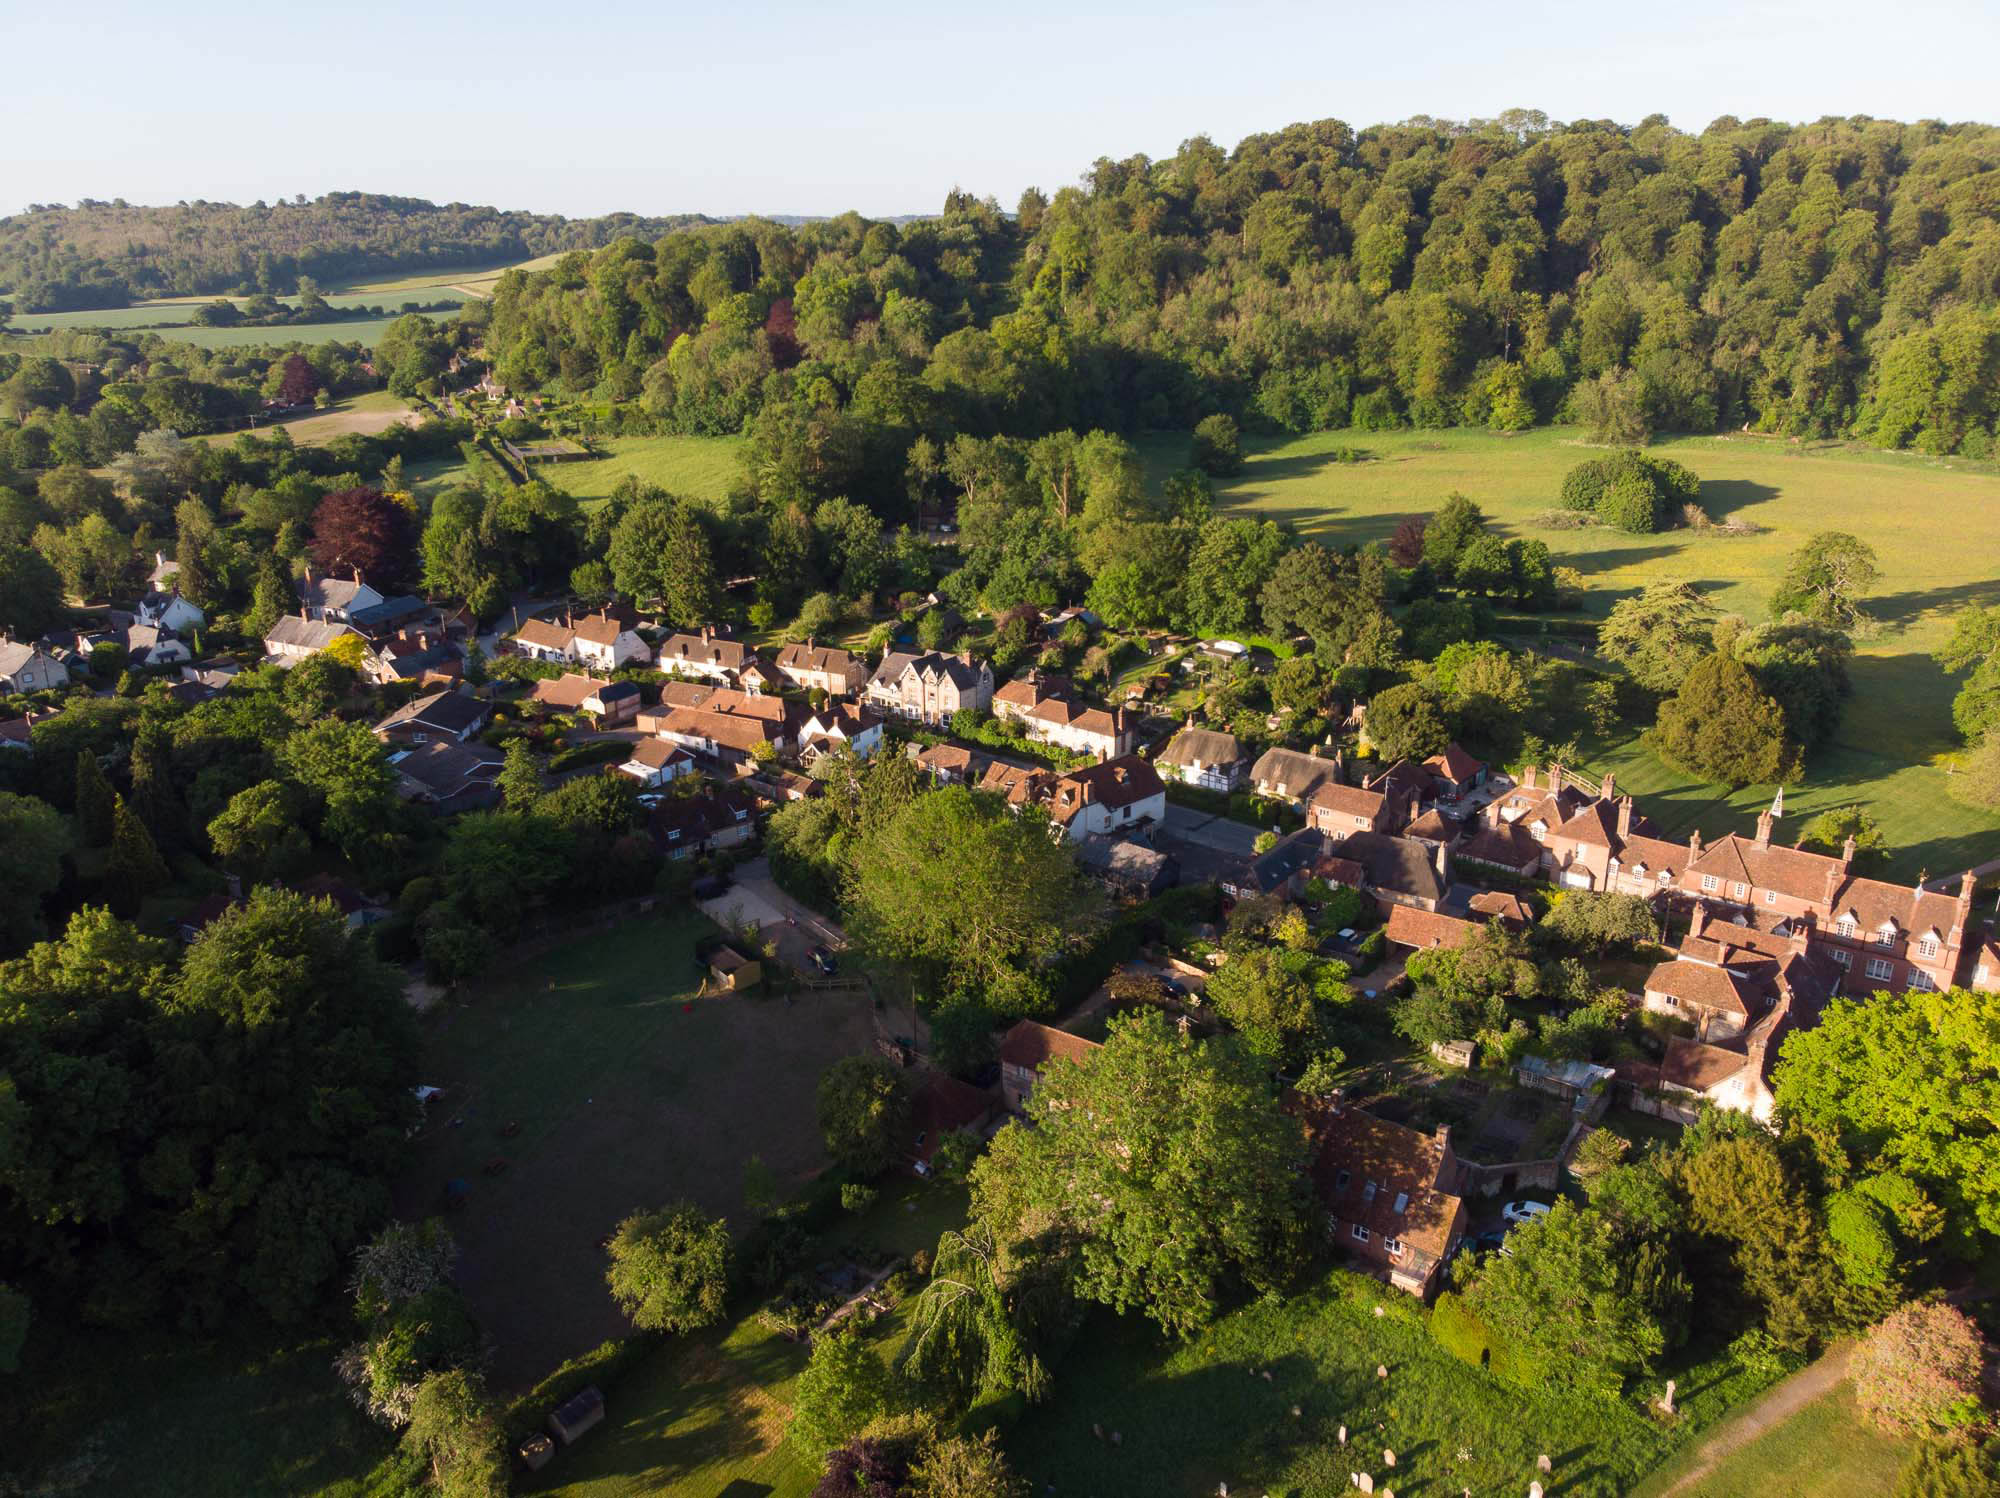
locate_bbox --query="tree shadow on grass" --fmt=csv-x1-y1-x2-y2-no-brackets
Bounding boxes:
1697,479,1780,522
1862,578,2000,628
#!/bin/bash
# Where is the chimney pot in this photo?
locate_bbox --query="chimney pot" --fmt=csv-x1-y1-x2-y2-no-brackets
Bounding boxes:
1755,809,1773,850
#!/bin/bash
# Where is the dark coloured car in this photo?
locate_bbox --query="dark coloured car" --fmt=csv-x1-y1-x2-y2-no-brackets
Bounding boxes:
691,873,731,899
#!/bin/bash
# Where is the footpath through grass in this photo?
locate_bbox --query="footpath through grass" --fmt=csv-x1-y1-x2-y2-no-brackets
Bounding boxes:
1007,1266,1771,1498
1628,1381,1909,1498
1169,425,2000,877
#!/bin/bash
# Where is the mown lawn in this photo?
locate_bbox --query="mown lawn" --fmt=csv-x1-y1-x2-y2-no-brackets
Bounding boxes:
1166,425,2000,878
1628,1382,1910,1498
550,433,745,507
1006,1266,1775,1498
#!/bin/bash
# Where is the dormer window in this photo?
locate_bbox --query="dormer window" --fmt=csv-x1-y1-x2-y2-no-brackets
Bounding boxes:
1836,917,1857,938
1530,824,1545,842
1731,882,1748,900
1876,926,1897,947
1764,889,1776,905
1917,936,1939,959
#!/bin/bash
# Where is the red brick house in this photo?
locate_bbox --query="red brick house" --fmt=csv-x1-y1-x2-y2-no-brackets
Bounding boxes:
1301,1099,1468,1297
997,1020,1102,1113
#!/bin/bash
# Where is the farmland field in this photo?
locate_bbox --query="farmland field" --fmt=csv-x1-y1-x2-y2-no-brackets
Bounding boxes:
1175,425,2000,878
192,390,419,448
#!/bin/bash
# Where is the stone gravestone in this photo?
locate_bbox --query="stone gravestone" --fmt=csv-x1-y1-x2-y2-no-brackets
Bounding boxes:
1538,1453,1552,1473
1383,1449,1396,1466
1339,1425,1348,1445
1662,1377,1677,1414
1376,1364,1388,1379
1529,1484,1544,1498
1357,1475,1374,1495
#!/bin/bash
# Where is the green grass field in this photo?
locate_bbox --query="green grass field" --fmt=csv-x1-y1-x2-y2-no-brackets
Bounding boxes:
525,1181,969,1497
1628,1382,1910,1498
8,1325,395,1498
1185,426,2000,878
549,433,745,506
397,909,880,1387
1005,1265,1771,1498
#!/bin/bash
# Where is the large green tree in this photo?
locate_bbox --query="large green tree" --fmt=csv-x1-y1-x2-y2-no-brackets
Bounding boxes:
1651,652,1794,785
0,791,73,954
604,1201,731,1333
971,1010,1308,1337
1599,580,1717,693
816,1056,912,1178
1770,532,1880,629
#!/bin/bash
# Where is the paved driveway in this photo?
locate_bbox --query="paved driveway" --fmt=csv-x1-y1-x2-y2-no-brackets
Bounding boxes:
697,855,848,973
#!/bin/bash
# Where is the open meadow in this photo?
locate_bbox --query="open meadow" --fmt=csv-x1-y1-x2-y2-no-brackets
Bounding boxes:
189,390,419,449
393,910,879,1387
544,433,745,507
1628,1380,1910,1498
1179,426,2000,878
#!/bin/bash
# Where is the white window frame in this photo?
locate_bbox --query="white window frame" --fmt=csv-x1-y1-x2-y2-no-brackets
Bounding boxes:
1731,882,1748,900
1917,936,1939,959
1382,1236,1403,1256
1829,947,1850,967
1865,956,1895,982
1351,1223,1370,1243
1701,875,1720,893
1764,889,1777,905
1907,969,1936,992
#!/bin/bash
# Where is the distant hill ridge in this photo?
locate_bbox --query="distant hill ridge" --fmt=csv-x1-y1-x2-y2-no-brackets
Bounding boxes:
0,192,730,311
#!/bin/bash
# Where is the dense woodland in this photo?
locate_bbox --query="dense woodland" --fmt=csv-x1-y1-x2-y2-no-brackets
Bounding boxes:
0,193,713,309
466,112,2000,455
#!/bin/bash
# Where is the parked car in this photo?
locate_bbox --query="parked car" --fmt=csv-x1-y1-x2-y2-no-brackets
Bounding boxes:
808,945,838,976
691,873,731,900
1472,1228,1509,1253
1501,1199,1551,1225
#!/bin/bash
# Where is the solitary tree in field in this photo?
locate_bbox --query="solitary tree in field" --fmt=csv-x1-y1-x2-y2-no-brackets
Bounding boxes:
1771,532,1880,629
604,1201,730,1334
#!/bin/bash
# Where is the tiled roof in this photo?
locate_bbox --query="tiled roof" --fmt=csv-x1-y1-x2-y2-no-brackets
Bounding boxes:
658,632,752,670
391,740,503,798
1333,831,1446,904
625,738,693,769
265,616,357,651
1303,1102,1464,1261
512,617,574,651
374,688,486,736
1425,742,1484,783
1469,890,1534,925
1457,824,1543,871
1643,958,1758,1015
1661,1037,1753,1092
1383,905,1478,950
569,612,627,647
1046,755,1165,822
776,641,857,675
1310,782,1391,822
659,706,780,752
998,1020,1102,1071
910,1073,996,1163
531,673,608,710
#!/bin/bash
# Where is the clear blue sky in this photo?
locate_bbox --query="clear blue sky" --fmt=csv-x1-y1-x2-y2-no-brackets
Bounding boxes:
5,0,1998,219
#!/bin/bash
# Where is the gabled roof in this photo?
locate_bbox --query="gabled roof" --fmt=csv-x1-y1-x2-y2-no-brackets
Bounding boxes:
1424,742,1484,783
998,1020,1102,1071
531,672,610,710
625,738,694,770
1456,823,1542,871
648,787,757,847
264,615,357,651
1245,828,1329,892
390,739,503,799
1643,958,1758,1015
1661,1037,1753,1092
569,611,630,647
1469,890,1534,926
1302,1101,1464,1261
1250,746,1341,798
1045,755,1165,823
1383,905,1477,950
1310,782,1390,822
1158,726,1245,769
373,688,487,737
1331,831,1446,905
658,706,781,752
658,631,753,670
911,1073,997,1163
776,641,858,675
512,617,577,652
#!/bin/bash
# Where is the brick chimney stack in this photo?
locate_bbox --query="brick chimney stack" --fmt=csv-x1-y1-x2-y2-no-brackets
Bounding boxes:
1690,900,1707,940
1755,809,1773,849
1602,771,1616,800
1549,762,1564,796
1617,796,1634,840
1841,834,1857,868
1689,828,1704,858
1521,764,1537,790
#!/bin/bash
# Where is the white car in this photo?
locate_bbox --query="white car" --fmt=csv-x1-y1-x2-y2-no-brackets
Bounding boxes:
1501,1199,1551,1225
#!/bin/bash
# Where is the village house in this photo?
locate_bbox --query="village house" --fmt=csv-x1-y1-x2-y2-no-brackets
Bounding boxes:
0,637,70,695
1382,905,1479,953
1075,835,1181,897
616,738,697,787
650,706,784,767
134,587,204,636
656,627,756,684
648,787,757,860
910,1072,998,1173
298,567,384,624
1248,745,1343,805
1225,826,1330,900
774,640,867,696
1041,755,1167,842
639,686,804,759
1155,722,1248,792
371,688,490,746
997,1020,1102,1113
905,741,985,785
263,613,361,665
1422,742,1487,801
529,672,640,726
345,594,435,642
115,622,192,669
1327,830,1450,913
799,704,886,763
1302,1097,1468,1297
509,611,649,671
387,740,505,815
865,650,994,725
1306,778,1407,837
991,670,1137,758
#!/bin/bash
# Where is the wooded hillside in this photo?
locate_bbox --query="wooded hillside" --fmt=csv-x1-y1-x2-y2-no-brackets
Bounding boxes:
0,193,713,309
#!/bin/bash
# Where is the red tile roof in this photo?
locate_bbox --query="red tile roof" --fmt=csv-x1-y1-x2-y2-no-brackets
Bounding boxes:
1383,905,1478,950
1643,958,1758,1016
1302,1102,1465,1261
998,1020,1102,1071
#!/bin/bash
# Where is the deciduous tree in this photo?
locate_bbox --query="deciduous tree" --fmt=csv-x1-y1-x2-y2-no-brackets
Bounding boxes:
604,1201,731,1333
